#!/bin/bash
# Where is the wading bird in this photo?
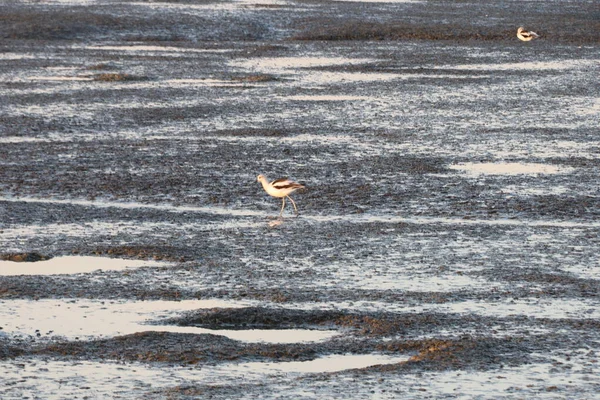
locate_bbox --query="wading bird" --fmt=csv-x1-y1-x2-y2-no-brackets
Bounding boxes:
517,27,539,41
257,174,304,217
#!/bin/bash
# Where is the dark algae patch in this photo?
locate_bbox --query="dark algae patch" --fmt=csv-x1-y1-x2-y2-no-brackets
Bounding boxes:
33,332,320,363
1,253,52,262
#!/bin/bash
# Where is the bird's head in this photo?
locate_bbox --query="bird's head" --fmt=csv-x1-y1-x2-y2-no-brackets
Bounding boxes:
257,174,265,183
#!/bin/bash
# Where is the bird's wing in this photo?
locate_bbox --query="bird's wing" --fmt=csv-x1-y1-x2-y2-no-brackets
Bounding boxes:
271,177,289,185
271,178,304,189
521,30,538,38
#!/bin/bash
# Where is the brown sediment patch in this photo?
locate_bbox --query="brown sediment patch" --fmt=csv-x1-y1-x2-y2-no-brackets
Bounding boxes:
224,288,296,303
407,340,453,362
163,307,477,337
400,157,450,175
0,287,20,299
374,336,534,371
72,245,188,262
0,277,192,300
337,315,399,336
86,63,119,71
0,253,52,262
244,44,289,56
34,334,544,368
164,307,347,330
145,336,542,398
335,313,479,337
93,73,150,82
0,341,25,360
500,271,595,287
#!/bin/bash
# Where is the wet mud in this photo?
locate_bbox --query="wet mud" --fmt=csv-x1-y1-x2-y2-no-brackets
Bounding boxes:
1,0,599,398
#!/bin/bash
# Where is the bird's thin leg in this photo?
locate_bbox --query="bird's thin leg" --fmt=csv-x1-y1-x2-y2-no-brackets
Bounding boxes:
287,196,299,216
279,197,286,217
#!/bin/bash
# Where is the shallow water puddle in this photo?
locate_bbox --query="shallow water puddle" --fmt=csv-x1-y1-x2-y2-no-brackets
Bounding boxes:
0,220,265,251
501,184,571,196
310,214,600,228
345,274,488,292
230,55,497,87
203,132,361,147
0,256,170,276
164,78,267,87
301,71,400,85
3,196,600,229
232,353,410,373
438,298,600,319
0,353,409,398
21,0,101,3
0,136,55,144
230,56,400,87
0,53,37,60
284,298,600,320
349,353,600,399
450,162,574,176
572,97,600,116
154,326,338,343
28,76,94,82
283,94,375,101
0,299,337,344
437,59,599,71
0,196,266,217
559,263,600,281
82,45,232,53
232,56,375,71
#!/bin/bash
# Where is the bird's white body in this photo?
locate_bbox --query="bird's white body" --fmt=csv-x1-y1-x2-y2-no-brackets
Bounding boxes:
517,27,539,41
257,174,304,216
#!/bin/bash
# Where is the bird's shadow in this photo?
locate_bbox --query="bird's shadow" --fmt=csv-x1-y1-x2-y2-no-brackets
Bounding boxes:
266,215,301,227
268,219,284,228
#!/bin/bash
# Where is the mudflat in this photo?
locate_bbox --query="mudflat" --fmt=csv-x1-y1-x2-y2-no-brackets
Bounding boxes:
0,0,599,398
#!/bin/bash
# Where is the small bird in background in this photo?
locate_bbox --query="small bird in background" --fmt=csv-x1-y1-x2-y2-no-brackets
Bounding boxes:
517,27,539,41
257,174,305,217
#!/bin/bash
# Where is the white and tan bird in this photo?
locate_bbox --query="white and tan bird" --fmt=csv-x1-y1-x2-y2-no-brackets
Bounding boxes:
517,27,539,41
257,174,305,217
